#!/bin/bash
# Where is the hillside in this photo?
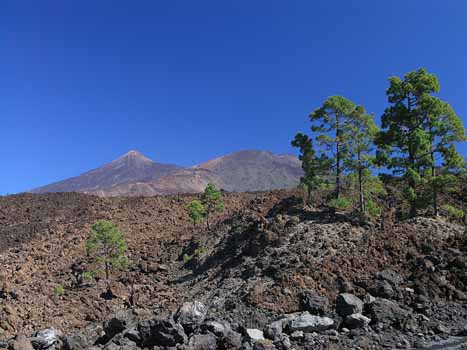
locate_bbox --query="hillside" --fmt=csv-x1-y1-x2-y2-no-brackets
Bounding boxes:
0,190,467,349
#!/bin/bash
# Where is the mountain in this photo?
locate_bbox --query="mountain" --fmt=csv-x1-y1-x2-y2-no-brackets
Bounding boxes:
31,150,181,194
193,150,302,192
31,149,303,196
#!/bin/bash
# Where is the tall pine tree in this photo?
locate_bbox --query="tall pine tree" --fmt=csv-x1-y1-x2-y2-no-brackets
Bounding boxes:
345,105,379,216
376,68,466,217
291,133,328,205
309,96,356,199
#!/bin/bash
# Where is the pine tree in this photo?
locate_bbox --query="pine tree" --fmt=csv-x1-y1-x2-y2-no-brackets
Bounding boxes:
86,220,128,289
345,105,379,216
309,96,357,199
419,93,466,215
291,133,328,205
201,183,224,229
376,68,466,217
187,199,206,225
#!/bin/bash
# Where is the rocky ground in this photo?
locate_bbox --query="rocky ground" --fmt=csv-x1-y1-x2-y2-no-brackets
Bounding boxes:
1,190,467,349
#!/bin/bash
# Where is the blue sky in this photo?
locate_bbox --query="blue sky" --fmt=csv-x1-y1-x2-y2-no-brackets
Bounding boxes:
1,1,467,194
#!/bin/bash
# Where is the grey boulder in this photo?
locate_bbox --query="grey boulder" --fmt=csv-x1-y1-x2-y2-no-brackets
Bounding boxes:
336,293,363,317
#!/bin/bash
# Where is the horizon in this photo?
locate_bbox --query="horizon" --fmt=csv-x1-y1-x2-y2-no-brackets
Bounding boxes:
2,1,467,194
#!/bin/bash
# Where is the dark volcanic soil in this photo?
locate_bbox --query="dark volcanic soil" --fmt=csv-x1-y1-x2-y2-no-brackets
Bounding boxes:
0,190,467,350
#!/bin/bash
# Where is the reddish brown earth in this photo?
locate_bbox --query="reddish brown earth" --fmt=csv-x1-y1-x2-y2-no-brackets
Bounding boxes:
0,190,291,337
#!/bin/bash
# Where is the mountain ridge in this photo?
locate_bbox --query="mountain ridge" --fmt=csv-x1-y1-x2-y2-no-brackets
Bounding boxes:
31,149,302,196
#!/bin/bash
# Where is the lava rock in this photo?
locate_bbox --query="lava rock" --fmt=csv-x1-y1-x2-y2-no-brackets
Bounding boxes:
336,293,364,317
175,301,207,333
300,290,329,315
138,318,187,347
201,320,229,337
221,329,242,349
286,312,334,333
344,313,371,329
376,269,404,287
253,340,276,350
372,279,396,299
245,329,265,342
187,333,218,350
63,333,88,350
368,298,410,328
13,336,33,350
264,319,286,340
103,310,135,341
273,334,291,350
103,335,139,350
31,329,60,350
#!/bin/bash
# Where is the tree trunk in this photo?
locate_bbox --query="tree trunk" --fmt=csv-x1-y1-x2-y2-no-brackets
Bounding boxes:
431,152,438,217
358,151,365,215
307,186,312,206
105,261,110,281
335,114,341,199
407,96,417,218
408,162,417,218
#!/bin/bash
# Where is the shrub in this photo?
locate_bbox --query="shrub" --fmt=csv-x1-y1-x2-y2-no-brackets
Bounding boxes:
365,199,381,218
328,197,352,210
83,271,97,280
54,284,65,296
442,204,464,220
183,253,193,263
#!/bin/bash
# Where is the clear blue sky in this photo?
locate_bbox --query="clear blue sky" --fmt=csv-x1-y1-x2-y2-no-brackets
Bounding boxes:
2,1,467,194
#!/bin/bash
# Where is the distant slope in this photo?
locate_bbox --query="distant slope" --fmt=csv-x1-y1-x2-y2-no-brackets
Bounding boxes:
31,149,302,196
31,150,180,194
193,150,302,192
98,168,225,196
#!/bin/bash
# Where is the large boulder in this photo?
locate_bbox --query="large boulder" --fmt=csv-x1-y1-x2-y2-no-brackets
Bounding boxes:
103,310,135,341
200,321,229,337
368,298,410,329
175,301,207,333
371,280,396,299
31,329,61,350
245,329,265,342
138,318,187,347
300,291,329,315
286,312,334,333
221,330,242,349
344,313,371,329
336,293,363,317
13,336,33,350
187,333,218,350
376,269,404,287
62,333,88,350
264,319,287,340
253,340,276,350
103,334,138,350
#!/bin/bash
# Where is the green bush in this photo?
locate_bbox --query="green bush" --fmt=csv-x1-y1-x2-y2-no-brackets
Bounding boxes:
183,246,207,264
83,271,97,280
365,199,381,218
328,197,352,210
183,253,193,263
54,284,65,296
442,204,464,220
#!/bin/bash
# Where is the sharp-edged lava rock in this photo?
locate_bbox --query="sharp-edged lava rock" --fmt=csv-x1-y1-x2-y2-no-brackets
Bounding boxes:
1,190,467,349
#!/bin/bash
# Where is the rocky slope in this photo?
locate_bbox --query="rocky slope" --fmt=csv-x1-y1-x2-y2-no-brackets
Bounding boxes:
30,150,302,197
1,190,467,349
